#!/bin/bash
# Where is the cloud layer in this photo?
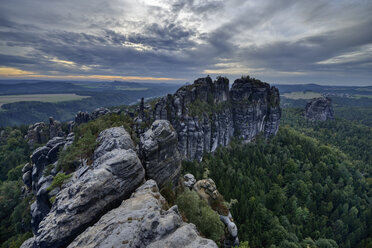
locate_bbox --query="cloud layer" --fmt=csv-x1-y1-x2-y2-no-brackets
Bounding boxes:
0,0,371,85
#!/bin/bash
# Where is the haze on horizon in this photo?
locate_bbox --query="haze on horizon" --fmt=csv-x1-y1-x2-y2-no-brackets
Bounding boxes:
0,0,371,86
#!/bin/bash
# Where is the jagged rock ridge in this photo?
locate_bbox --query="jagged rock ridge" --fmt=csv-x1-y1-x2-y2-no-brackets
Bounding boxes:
151,76,281,160
20,75,282,248
21,123,218,248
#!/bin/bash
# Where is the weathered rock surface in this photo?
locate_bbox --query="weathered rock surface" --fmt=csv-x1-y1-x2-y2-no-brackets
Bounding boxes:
20,237,35,248
74,107,111,126
49,117,64,139
305,97,334,121
94,126,135,160
26,122,49,146
184,173,196,189
153,76,281,160
68,180,217,248
24,136,68,234
230,77,281,141
33,127,145,248
140,120,181,188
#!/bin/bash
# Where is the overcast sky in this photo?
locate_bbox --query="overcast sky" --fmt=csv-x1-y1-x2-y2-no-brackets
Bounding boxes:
0,0,371,85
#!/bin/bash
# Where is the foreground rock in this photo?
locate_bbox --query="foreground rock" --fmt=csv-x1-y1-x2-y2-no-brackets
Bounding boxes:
140,120,181,188
32,127,145,248
305,97,334,121
153,76,281,160
68,180,217,248
22,136,67,234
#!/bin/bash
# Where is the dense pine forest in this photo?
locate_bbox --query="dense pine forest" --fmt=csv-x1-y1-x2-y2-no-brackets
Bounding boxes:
0,126,33,248
0,107,371,247
184,109,372,248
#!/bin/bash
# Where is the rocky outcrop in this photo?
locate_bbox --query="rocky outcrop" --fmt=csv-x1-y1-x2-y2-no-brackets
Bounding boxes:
230,77,281,141
32,126,145,248
193,178,239,246
140,120,181,188
152,76,281,161
26,122,49,146
184,173,196,189
74,107,111,125
74,111,91,125
68,180,217,248
49,117,64,139
305,97,334,121
24,136,67,234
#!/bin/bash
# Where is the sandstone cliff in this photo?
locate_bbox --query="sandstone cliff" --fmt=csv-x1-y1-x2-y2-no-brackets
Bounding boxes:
20,75,282,248
305,97,334,121
151,76,281,161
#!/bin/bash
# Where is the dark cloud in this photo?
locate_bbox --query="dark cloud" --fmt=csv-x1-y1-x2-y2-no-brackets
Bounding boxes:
0,0,371,84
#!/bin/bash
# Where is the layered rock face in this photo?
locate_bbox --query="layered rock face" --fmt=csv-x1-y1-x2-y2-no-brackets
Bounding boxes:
26,117,65,147
68,180,217,248
30,127,145,248
26,122,49,146
153,76,281,160
305,97,334,121
22,136,68,234
140,120,181,188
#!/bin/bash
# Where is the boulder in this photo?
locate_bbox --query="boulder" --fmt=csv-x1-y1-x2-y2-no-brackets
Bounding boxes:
140,120,181,188
22,170,32,189
22,163,32,173
305,97,334,121
34,127,145,248
68,180,217,248
184,173,196,189
93,126,135,160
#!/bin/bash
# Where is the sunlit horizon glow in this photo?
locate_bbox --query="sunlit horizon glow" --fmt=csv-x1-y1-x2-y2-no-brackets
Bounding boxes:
0,67,180,81
0,0,371,85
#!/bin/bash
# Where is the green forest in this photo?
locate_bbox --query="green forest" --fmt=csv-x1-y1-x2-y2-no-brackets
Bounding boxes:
0,107,371,247
184,110,372,248
0,126,33,248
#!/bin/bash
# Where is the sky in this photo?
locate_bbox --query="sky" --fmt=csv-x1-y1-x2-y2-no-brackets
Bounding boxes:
0,0,371,85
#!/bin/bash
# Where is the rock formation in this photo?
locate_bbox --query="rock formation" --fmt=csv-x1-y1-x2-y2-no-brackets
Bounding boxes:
305,97,334,121
22,136,67,234
26,122,49,146
152,76,281,160
193,178,239,247
67,180,217,248
74,107,111,125
33,127,144,248
49,117,64,139
140,120,181,188
21,75,282,248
